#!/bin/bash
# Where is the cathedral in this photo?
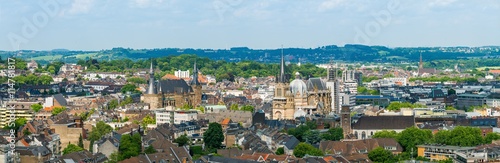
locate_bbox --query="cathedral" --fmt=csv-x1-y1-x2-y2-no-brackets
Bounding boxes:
142,61,202,109
272,54,332,120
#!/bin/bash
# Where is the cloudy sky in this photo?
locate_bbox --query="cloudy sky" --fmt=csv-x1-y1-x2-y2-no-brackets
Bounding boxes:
0,0,499,51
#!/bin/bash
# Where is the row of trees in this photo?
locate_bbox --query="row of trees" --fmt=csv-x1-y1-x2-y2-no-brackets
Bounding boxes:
372,126,500,158
76,55,328,82
229,104,255,112
385,102,424,111
409,76,479,83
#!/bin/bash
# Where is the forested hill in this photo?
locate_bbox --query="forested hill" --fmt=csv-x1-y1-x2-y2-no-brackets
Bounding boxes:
1,45,499,65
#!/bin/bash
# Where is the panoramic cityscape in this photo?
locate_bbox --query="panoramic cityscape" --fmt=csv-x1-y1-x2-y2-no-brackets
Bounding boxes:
1,1,500,163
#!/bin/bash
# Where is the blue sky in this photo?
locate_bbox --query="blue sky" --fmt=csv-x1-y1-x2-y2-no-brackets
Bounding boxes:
0,0,499,51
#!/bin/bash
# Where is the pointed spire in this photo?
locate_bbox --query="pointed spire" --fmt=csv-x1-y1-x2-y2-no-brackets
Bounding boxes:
191,60,200,86
419,53,423,69
279,45,285,83
147,59,156,94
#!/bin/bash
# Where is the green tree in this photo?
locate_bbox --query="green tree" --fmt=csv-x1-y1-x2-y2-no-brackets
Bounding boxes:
305,121,317,130
174,134,190,146
287,125,310,142
445,106,456,110
484,132,500,144
448,126,484,146
63,143,84,155
240,105,255,112
398,127,433,154
276,147,284,155
52,106,66,115
320,127,344,141
3,118,28,132
78,134,84,148
30,103,43,113
181,104,193,110
386,102,423,111
118,133,142,160
372,130,399,139
195,106,205,113
293,143,323,158
127,77,147,84
121,84,138,94
141,115,156,127
230,104,239,110
203,122,224,150
107,152,120,163
368,147,395,162
144,145,156,154
108,99,119,109
120,96,134,106
88,121,113,141
434,130,451,145
304,130,321,144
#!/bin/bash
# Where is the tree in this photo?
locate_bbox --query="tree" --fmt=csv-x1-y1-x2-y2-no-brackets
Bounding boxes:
368,147,395,162
121,84,138,94
108,99,119,109
78,134,84,148
118,133,142,160
386,102,423,111
63,143,84,155
144,145,156,154
141,115,156,127
398,127,433,154
88,121,113,141
181,104,193,110
287,125,310,142
3,118,28,132
107,152,120,163
304,130,321,144
52,106,66,115
305,121,317,130
31,104,43,113
240,105,255,112
120,96,134,106
445,106,456,110
372,130,399,139
484,132,500,144
448,126,484,146
276,147,284,155
230,104,239,110
196,106,205,113
203,122,224,150
320,127,343,141
293,143,323,158
174,134,190,146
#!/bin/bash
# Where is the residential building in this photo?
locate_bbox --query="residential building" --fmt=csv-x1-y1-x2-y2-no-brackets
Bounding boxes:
155,107,198,125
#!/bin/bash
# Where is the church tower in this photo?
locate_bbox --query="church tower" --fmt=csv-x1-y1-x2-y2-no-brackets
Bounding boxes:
272,48,292,120
190,61,202,107
142,60,162,109
419,53,423,69
341,105,352,139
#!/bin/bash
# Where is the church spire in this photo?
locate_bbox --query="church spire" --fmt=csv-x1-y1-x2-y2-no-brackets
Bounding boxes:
191,60,200,86
279,46,285,83
419,53,423,69
147,59,156,94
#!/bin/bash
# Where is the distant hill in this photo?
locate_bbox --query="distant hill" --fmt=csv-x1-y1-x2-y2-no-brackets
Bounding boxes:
1,45,499,65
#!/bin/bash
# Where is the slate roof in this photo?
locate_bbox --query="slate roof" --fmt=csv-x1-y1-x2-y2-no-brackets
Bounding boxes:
195,155,259,163
352,116,415,130
16,146,51,157
306,78,327,91
158,79,193,94
284,136,300,150
53,94,68,106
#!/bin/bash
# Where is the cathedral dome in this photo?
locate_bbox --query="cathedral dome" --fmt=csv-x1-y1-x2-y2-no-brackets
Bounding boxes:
290,72,307,96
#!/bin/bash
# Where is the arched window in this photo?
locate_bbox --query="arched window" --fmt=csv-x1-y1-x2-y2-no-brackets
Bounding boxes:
362,131,366,139
354,131,358,139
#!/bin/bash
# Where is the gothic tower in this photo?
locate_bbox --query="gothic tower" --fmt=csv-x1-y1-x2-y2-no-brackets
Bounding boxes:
142,60,162,109
419,53,423,69
191,61,202,107
272,48,292,120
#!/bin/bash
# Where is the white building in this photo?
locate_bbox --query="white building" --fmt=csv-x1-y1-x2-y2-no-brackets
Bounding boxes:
175,70,190,79
155,107,198,125
84,72,125,81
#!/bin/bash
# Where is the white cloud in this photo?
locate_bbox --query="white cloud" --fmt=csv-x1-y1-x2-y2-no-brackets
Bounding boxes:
68,0,94,14
318,0,346,12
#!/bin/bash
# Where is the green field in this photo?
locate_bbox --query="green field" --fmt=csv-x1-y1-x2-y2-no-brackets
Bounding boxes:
75,53,98,59
476,67,500,71
32,55,63,60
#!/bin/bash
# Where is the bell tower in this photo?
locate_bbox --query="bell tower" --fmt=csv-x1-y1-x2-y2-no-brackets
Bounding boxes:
191,61,202,107
341,105,352,139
